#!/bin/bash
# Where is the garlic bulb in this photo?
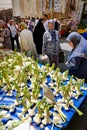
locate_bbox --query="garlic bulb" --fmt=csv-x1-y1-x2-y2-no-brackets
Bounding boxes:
62,103,69,110
6,120,14,129
0,110,7,116
6,92,13,96
14,100,19,106
28,117,32,123
42,118,47,125
0,121,3,126
81,86,87,90
42,118,51,125
40,124,44,129
17,113,22,118
33,114,41,124
9,104,15,113
28,109,35,117
53,113,63,125
5,113,10,119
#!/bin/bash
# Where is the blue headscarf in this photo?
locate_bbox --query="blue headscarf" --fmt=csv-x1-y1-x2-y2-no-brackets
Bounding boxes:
66,32,87,61
48,19,56,43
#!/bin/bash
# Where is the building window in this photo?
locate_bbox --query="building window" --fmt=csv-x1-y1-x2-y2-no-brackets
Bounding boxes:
49,0,52,10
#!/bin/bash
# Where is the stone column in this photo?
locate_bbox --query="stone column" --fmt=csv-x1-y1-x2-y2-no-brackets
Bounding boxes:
24,0,30,17
12,0,21,16
20,0,25,18
36,0,43,17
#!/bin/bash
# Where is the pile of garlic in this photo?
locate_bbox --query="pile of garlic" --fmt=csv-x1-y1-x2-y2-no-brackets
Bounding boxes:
0,51,87,130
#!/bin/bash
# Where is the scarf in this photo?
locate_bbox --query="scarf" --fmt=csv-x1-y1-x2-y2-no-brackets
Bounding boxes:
66,32,87,61
49,29,57,43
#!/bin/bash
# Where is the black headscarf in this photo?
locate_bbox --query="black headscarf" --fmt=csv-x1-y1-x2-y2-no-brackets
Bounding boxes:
33,18,45,54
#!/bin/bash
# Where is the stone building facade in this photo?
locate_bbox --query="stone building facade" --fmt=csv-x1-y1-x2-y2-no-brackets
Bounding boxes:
0,0,85,21
12,0,42,18
11,0,84,20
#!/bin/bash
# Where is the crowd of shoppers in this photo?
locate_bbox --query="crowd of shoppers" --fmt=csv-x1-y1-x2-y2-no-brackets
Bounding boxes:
0,14,87,130
0,14,87,83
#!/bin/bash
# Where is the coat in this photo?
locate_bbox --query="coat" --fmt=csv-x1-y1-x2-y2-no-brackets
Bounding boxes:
33,19,45,54
2,28,12,49
66,32,87,82
42,30,60,67
20,29,37,58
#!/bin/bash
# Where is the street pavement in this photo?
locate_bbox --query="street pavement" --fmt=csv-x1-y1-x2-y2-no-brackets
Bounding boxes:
59,36,72,72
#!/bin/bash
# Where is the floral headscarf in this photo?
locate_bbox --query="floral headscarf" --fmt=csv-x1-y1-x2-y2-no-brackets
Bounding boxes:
48,19,56,43
66,32,87,61
66,32,81,48
48,19,55,25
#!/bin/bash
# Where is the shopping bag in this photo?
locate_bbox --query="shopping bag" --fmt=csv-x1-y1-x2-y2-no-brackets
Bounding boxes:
0,37,4,43
59,50,65,63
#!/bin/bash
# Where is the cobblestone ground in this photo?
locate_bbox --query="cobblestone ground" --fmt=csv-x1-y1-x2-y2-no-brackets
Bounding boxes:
60,36,87,130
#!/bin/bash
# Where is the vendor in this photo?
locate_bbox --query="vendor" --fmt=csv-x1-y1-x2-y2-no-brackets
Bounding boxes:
66,32,87,83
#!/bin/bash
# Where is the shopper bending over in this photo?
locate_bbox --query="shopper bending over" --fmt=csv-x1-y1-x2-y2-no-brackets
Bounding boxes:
66,32,87,83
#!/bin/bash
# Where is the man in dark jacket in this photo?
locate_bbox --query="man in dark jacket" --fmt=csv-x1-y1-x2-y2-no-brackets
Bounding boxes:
33,18,45,54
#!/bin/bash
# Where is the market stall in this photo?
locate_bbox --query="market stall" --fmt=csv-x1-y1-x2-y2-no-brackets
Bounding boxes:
0,51,87,130
77,24,87,39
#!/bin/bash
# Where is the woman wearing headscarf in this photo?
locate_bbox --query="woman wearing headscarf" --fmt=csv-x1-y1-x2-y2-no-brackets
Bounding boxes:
19,22,37,58
2,23,12,50
66,32,87,82
42,19,61,67
33,18,45,54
